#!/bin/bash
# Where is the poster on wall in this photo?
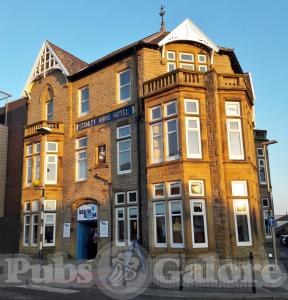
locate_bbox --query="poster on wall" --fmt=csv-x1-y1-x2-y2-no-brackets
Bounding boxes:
98,145,106,164
100,220,109,237
77,204,97,221
63,223,71,238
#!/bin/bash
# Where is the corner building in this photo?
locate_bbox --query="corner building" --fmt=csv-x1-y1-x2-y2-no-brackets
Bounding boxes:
20,18,266,260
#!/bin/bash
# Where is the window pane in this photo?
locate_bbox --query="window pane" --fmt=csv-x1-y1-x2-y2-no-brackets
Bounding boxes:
155,203,165,215
187,131,200,155
32,215,38,244
120,85,130,101
81,100,89,114
193,215,206,243
79,160,87,179
231,181,247,197
44,225,54,244
47,101,53,120
47,142,57,152
154,184,164,197
46,156,57,182
166,102,177,116
167,51,175,60
198,54,206,63
118,126,131,138
225,102,240,116
156,216,166,244
152,124,163,162
168,63,176,72
151,107,161,120
171,202,181,214
119,140,130,151
229,132,242,155
120,70,130,86
119,140,131,172
81,87,89,101
172,215,183,244
77,137,87,149
180,53,194,61
236,215,250,242
118,220,125,242
185,100,198,114
167,123,178,157
170,183,180,196
35,156,40,181
130,220,138,241
180,63,194,70
128,192,137,203
116,193,125,204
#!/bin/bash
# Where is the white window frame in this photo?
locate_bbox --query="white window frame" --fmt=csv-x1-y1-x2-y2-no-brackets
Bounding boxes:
151,122,164,164
225,101,241,117
76,150,88,182
185,116,202,159
169,201,184,248
34,143,41,154
164,101,177,117
115,192,125,205
179,52,194,62
26,157,33,185
190,199,208,248
117,124,131,139
45,154,58,184
153,183,165,199
34,155,41,181
27,144,33,156
43,213,56,247
31,214,39,247
198,54,207,63
127,206,139,245
79,86,89,116
153,202,167,247
198,65,208,72
165,119,179,160
115,207,125,246
231,181,248,197
117,139,132,175
167,62,176,72
189,180,205,197
167,51,176,61
127,190,138,204
118,69,131,102
150,106,162,122
167,181,182,198
233,199,252,247
257,147,264,157
44,200,57,211
46,142,58,153
226,119,244,160
180,63,195,70
258,158,267,185
76,136,88,150
184,99,199,115
23,214,30,246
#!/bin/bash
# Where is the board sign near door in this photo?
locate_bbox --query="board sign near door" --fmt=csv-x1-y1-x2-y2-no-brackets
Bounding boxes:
77,204,97,221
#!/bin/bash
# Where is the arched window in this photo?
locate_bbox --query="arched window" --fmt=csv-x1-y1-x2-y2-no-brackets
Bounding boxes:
46,87,54,121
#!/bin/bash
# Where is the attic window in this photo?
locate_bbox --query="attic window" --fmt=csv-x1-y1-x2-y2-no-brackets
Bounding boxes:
32,45,59,79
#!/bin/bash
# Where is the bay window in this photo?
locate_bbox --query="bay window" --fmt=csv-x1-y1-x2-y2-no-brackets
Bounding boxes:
185,117,202,158
226,119,244,160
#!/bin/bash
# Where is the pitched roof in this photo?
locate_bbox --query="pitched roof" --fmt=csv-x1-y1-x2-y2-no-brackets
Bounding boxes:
46,41,88,75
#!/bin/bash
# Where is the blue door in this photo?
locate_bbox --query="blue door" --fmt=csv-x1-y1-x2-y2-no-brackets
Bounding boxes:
77,222,94,260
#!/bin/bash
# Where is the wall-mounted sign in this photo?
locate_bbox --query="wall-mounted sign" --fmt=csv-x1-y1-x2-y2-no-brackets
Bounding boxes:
63,223,71,238
77,204,97,221
98,145,106,163
76,105,135,131
100,221,109,237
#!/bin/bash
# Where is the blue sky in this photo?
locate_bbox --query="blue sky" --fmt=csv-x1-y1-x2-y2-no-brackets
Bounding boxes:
1,0,287,214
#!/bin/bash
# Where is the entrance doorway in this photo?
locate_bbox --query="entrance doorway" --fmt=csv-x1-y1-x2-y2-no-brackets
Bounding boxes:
77,221,97,260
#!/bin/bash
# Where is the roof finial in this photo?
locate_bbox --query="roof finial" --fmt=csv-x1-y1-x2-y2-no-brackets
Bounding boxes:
159,5,166,32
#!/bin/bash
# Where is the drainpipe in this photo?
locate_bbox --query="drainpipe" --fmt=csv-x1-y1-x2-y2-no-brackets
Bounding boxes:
133,46,143,245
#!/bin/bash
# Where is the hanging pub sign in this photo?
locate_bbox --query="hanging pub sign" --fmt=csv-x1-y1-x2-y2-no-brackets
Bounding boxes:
76,105,135,131
77,204,97,221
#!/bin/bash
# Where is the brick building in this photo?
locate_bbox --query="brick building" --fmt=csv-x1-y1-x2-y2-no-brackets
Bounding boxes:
0,98,26,253
19,18,267,260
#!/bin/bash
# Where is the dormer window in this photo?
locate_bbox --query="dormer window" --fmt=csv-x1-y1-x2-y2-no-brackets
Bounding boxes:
167,51,176,72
